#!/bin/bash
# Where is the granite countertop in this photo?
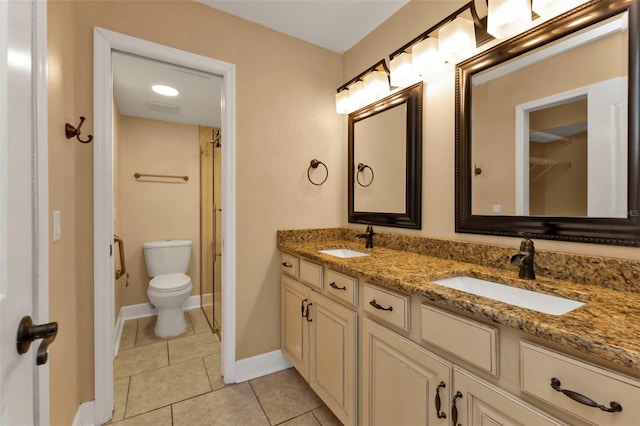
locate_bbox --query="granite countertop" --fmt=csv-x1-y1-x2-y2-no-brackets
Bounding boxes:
279,238,640,373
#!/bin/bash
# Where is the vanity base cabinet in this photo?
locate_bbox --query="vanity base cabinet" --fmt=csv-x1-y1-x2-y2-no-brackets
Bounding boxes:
281,275,311,380
361,319,452,426
309,292,357,426
453,367,564,426
281,263,357,426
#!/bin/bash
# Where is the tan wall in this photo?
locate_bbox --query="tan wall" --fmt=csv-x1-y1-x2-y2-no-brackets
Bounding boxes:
118,116,201,306
48,0,343,421
47,3,84,425
343,1,640,260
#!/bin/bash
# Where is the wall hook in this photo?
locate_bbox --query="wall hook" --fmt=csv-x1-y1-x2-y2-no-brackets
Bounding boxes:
473,163,482,176
65,116,93,144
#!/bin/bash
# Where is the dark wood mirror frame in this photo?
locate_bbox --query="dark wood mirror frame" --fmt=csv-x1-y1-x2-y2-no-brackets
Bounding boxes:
349,82,423,229
456,0,640,246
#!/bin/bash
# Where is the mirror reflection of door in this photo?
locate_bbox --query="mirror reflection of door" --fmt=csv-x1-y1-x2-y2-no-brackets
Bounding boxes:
528,98,587,216
516,76,627,217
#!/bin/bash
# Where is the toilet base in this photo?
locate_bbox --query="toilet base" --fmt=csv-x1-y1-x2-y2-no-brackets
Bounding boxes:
154,306,187,337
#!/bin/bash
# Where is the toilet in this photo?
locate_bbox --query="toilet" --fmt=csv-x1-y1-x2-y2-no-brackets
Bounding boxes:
143,240,193,337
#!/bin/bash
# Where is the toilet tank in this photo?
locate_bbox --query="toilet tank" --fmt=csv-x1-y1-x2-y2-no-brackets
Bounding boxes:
143,240,192,277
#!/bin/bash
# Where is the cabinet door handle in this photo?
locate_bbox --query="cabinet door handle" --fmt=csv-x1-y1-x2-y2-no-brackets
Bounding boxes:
305,303,313,322
550,378,622,413
434,381,447,419
369,299,393,311
329,281,347,291
301,298,308,317
282,262,293,268
451,391,462,426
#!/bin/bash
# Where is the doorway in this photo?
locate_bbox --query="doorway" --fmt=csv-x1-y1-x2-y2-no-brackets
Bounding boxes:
93,27,237,425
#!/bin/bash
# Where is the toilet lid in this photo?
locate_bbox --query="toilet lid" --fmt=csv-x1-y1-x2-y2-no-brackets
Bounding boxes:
149,273,192,292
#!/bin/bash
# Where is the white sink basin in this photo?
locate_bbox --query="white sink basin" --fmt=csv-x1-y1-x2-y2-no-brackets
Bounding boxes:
432,276,584,316
318,248,370,259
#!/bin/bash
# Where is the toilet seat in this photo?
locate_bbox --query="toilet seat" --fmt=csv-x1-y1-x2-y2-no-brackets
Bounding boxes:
149,273,191,293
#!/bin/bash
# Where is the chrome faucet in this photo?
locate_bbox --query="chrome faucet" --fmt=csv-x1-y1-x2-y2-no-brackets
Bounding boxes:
510,235,535,280
356,225,375,249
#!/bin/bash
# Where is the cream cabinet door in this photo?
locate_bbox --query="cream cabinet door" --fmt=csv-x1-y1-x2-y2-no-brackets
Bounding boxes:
361,319,452,426
281,275,310,380
309,292,357,426
452,367,564,426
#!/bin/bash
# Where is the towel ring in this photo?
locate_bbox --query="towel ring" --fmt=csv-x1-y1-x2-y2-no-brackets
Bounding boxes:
356,163,374,187
307,159,328,186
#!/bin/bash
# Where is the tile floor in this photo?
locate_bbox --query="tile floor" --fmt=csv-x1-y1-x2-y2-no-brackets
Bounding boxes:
110,308,342,426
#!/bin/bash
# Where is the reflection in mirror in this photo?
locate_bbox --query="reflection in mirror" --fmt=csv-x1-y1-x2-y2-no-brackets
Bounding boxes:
349,82,422,229
471,12,628,217
456,0,640,246
354,103,406,213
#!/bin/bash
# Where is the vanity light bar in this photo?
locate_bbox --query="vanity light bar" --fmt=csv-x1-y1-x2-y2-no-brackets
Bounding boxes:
335,59,390,114
335,0,590,114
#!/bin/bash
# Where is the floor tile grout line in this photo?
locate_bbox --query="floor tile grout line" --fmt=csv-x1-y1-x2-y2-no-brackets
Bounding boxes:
273,410,319,426
124,386,216,421
122,375,131,421
248,379,275,425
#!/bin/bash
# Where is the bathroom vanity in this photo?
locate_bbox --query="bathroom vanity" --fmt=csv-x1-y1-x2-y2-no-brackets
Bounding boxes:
278,229,640,426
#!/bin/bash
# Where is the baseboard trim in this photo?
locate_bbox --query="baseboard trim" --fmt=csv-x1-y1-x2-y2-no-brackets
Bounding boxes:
114,295,201,355
72,400,95,426
234,349,292,383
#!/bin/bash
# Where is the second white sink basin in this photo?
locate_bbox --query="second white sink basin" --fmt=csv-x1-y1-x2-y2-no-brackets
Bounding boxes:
432,276,584,316
318,248,370,258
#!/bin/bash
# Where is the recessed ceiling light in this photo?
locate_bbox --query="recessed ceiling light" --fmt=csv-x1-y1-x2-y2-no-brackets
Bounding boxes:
152,84,179,97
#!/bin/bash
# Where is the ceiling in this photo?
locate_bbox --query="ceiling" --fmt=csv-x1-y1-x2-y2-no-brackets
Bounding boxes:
113,1,410,126
112,52,223,127
196,0,409,54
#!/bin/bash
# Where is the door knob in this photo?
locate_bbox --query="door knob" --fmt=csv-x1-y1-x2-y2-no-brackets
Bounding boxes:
16,316,58,365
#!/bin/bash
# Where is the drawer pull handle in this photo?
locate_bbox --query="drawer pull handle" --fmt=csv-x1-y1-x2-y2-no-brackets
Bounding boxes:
305,303,313,322
369,299,393,311
435,381,447,419
329,282,347,291
451,391,463,426
282,262,293,268
550,378,623,413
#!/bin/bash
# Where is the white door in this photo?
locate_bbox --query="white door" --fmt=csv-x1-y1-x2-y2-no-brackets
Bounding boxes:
1,0,48,424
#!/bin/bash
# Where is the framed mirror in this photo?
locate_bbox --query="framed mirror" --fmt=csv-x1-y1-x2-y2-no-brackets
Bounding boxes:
349,82,423,229
456,0,640,246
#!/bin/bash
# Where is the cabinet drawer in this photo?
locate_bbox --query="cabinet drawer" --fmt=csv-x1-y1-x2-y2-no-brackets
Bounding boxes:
300,258,323,289
420,304,498,375
363,284,410,332
325,269,358,306
281,253,299,278
521,342,640,425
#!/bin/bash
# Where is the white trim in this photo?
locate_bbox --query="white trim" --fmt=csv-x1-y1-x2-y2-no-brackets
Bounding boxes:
93,29,114,425
0,0,7,308
93,28,237,424
72,400,96,426
234,350,293,383
34,1,50,424
473,12,628,86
